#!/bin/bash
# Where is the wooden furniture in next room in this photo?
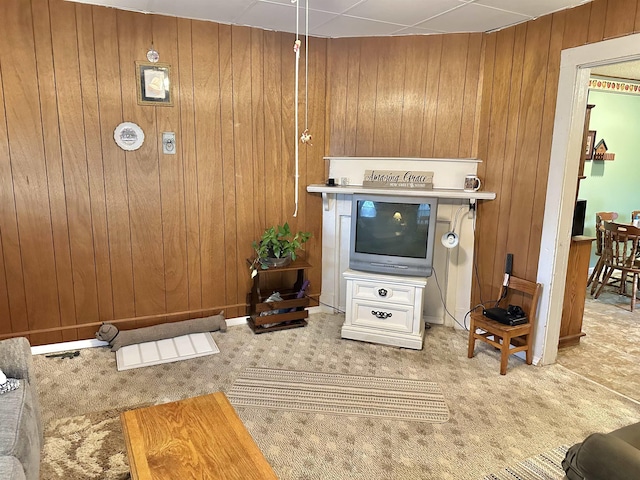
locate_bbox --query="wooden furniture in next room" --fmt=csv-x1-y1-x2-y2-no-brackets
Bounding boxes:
467,276,542,375
593,222,640,312
246,258,311,333
121,392,277,480
560,235,595,348
587,211,618,291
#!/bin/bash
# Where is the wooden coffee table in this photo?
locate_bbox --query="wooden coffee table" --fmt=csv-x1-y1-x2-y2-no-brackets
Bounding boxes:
121,392,277,479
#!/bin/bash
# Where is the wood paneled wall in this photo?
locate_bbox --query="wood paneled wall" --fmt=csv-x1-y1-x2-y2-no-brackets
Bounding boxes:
327,34,484,159
0,0,325,345
473,0,640,306
2,0,639,345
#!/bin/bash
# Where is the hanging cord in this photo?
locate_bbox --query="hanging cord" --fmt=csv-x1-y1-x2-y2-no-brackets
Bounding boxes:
305,0,309,131
292,0,300,217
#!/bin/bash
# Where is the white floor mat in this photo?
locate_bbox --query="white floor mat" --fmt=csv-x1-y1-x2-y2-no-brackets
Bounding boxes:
115,332,220,371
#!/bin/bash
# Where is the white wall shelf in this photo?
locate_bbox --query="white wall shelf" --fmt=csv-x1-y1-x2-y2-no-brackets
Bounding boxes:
307,184,495,199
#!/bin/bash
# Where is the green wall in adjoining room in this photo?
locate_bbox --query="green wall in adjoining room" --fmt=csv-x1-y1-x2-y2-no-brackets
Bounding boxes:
580,88,640,269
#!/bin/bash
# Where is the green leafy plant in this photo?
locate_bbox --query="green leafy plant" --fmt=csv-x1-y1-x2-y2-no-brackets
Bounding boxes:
250,223,311,273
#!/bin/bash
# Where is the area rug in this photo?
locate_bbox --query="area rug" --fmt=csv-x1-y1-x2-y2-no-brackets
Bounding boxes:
40,406,138,480
484,445,569,480
227,367,449,423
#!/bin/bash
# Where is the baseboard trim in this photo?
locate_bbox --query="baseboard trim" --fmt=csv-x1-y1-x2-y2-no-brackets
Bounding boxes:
31,306,324,355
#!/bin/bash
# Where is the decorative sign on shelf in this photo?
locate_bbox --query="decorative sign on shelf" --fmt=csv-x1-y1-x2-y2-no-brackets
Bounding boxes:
363,170,433,190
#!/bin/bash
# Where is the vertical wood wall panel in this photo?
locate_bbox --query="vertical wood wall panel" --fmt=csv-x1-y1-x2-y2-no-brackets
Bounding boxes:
93,7,136,322
50,1,101,330
218,25,240,319
0,68,20,335
399,36,429,157
588,0,608,42
420,36,444,158
117,11,166,323
76,3,114,326
153,15,189,320
176,19,202,317
603,0,637,39
1,0,61,345
31,0,76,341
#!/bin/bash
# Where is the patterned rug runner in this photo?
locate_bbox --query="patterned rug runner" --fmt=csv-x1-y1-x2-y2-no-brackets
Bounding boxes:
484,445,569,480
227,367,449,423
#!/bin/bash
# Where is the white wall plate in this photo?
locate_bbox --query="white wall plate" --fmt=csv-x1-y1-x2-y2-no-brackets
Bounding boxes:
114,122,145,151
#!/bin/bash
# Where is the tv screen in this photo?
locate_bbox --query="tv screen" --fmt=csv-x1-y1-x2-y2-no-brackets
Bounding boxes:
349,194,438,277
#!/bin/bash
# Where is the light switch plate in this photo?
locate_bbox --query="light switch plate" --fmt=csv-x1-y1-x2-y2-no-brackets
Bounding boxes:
162,132,176,154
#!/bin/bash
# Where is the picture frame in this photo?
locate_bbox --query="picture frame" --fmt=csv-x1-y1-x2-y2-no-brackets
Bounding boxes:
585,130,596,160
136,62,172,106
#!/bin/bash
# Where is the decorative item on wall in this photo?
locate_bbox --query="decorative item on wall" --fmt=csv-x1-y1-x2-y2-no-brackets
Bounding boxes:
113,122,145,151
593,139,615,160
585,130,596,160
362,170,434,190
146,43,160,63
136,61,172,106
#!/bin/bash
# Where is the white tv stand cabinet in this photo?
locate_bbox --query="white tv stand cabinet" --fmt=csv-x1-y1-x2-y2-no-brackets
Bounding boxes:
342,269,427,350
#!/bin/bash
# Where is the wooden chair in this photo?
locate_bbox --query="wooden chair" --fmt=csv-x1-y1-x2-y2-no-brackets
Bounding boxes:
467,276,542,375
593,222,640,311
588,211,619,292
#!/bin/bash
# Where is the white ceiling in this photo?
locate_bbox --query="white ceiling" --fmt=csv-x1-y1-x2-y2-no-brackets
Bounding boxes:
69,0,593,37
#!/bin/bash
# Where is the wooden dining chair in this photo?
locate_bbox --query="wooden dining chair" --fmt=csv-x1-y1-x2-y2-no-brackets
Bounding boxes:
593,222,640,311
468,276,542,375
588,211,619,292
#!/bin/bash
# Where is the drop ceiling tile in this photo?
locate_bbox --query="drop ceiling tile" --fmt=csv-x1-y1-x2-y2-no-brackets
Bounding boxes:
313,15,404,38
346,0,461,26
236,1,336,34
417,3,530,33
150,0,255,23
259,0,364,14
475,0,587,17
393,26,445,36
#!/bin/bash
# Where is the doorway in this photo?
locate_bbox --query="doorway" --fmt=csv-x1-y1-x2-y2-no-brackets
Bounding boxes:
536,32,640,366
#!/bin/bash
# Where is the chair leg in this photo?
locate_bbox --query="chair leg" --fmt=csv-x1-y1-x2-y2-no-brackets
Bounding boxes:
590,258,606,295
594,266,614,299
587,256,603,289
467,319,476,359
525,334,532,365
500,333,511,375
631,274,638,312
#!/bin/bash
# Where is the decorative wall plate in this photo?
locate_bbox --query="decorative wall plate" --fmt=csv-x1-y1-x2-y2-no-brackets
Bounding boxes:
114,122,145,151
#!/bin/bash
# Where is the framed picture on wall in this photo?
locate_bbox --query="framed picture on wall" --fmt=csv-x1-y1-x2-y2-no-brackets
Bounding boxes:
136,62,172,106
585,130,596,160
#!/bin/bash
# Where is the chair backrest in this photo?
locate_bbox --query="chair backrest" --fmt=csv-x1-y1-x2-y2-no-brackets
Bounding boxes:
595,212,619,256
602,222,640,270
499,276,542,323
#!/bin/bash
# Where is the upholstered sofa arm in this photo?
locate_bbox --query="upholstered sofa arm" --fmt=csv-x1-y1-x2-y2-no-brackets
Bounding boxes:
0,338,34,383
563,431,640,480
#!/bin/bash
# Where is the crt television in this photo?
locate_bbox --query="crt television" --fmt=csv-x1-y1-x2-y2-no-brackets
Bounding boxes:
349,194,438,277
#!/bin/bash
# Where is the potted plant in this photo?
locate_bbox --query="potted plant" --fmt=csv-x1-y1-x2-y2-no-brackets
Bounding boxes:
250,223,311,275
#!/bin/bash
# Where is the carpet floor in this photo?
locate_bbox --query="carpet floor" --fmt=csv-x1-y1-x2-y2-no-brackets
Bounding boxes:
34,300,640,479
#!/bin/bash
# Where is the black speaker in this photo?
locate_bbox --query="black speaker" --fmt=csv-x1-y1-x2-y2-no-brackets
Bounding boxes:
572,199,587,236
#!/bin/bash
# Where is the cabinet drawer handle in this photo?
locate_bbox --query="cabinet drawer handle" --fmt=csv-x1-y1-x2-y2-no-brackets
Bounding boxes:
371,310,392,319
377,288,388,297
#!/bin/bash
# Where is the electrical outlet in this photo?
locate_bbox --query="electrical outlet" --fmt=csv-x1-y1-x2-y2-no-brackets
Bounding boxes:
162,132,176,155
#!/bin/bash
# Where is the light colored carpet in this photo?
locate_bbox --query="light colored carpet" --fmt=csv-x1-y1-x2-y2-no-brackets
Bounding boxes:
484,445,568,480
227,367,449,423
34,311,640,479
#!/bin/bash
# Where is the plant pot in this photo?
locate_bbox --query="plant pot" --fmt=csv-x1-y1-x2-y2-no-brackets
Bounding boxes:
261,254,292,268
